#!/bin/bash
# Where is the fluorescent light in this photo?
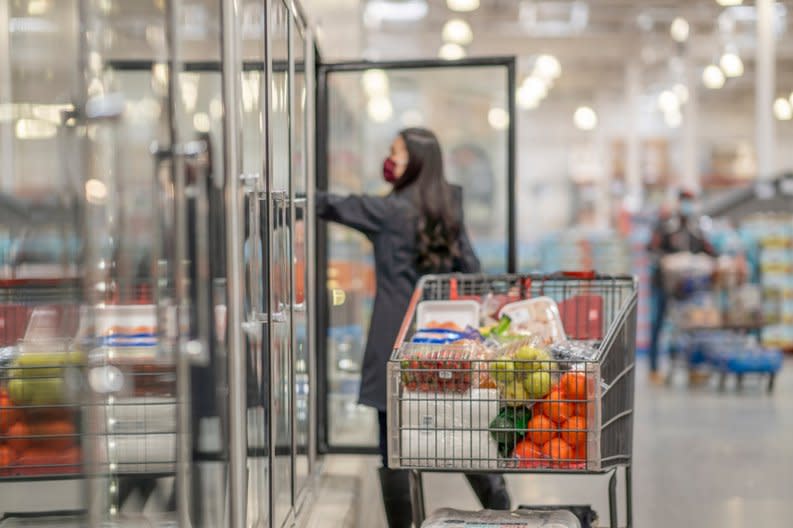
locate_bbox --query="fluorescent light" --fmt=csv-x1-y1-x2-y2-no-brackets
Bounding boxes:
27,0,50,15
401,109,424,127
364,0,428,26
573,106,597,130
438,43,466,60
774,98,792,120
15,118,57,140
488,107,509,130
670,17,689,42
716,0,742,6
193,112,211,132
517,86,541,110
719,51,744,78
702,65,725,89
442,19,473,45
533,54,562,80
368,96,393,123
658,90,679,113
447,0,479,12
85,179,107,204
362,69,389,97
673,83,689,104
520,76,548,101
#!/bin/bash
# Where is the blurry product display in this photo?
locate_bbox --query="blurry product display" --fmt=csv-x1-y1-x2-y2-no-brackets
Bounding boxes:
522,231,631,275
740,214,793,350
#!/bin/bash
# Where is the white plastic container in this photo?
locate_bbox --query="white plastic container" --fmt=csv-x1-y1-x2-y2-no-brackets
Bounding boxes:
416,300,480,330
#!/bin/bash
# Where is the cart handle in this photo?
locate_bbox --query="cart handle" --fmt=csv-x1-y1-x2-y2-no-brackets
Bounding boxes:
393,284,424,350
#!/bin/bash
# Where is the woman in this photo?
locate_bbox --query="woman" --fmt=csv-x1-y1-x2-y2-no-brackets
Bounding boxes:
318,128,510,527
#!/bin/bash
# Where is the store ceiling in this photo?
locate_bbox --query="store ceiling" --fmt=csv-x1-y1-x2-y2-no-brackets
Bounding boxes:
306,0,793,100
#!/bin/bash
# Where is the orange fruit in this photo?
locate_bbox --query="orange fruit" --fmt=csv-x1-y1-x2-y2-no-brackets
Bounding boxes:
525,415,557,445
512,439,543,460
7,422,30,453
573,444,587,461
0,392,18,434
573,402,590,418
538,389,574,424
560,416,587,447
541,438,573,462
560,372,589,401
0,445,14,467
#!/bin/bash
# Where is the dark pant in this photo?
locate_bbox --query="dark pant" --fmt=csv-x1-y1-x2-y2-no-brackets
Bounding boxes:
649,287,667,373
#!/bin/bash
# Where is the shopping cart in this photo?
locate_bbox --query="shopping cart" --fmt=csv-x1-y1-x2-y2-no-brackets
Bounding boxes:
387,273,638,528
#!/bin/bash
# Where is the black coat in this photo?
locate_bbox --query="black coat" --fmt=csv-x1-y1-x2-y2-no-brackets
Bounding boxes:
318,185,480,410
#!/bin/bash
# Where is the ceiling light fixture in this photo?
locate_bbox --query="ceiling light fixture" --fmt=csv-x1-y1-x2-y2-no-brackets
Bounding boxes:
368,96,393,123
438,42,466,60
533,54,562,80
658,90,679,112
447,0,479,12
716,0,742,6
442,19,473,45
521,76,548,100
27,0,50,15
362,69,389,97
702,65,725,89
673,83,689,103
364,0,428,27
774,98,792,120
488,107,509,130
719,50,744,77
573,106,597,130
15,118,57,140
670,17,690,42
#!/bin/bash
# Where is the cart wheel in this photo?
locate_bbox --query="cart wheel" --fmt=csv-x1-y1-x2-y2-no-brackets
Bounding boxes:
768,374,776,394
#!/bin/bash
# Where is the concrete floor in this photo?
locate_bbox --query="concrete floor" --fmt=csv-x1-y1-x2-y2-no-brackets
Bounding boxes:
422,357,793,527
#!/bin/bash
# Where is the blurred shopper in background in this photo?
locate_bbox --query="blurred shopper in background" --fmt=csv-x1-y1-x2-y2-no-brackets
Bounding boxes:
317,128,510,527
647,190,717,383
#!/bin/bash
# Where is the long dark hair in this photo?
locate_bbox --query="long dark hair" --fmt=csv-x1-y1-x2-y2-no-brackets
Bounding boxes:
393,128,461,273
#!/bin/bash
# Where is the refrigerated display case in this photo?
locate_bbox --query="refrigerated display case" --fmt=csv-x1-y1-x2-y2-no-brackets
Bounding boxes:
0,1,318,527
316,58,516,452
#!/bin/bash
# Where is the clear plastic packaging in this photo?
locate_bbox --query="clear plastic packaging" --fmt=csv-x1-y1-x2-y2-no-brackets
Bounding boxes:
421,508,582,528
498,298,567,345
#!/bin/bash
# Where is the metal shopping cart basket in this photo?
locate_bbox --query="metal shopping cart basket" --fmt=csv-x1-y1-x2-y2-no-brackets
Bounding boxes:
387,273,638,528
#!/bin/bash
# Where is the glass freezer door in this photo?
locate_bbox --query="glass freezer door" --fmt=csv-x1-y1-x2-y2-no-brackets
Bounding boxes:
317,58,517,452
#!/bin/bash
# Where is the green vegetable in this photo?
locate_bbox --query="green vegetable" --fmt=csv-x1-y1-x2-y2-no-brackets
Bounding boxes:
491,315,512,337
489,406,532,453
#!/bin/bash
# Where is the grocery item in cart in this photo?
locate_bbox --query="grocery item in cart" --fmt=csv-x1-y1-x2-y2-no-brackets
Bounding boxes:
399,339,492,393
400,428,498,469
498,298,567,344
421,507,582,528
401,389,498,430
416,300,480,331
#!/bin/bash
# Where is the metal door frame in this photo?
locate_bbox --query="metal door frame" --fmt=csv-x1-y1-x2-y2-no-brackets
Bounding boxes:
315,56,517,454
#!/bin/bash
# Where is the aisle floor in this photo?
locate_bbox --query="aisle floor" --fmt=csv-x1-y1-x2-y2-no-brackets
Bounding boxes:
422,357,793,527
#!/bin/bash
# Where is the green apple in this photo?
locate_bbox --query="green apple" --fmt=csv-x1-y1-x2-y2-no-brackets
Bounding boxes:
523,370,552,400
503,380,529,405
490,358,515,384
515,346,557,373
